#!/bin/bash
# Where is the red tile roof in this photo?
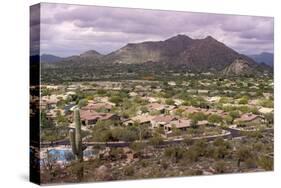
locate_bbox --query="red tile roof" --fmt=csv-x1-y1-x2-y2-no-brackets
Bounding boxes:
81,102,113,111
235,113,261,122
152,115,177,123
80,110,115,121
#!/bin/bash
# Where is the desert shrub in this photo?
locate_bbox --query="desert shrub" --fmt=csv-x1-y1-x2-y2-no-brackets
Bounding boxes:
189,169,203,175
258,155,273,170
245,158,257,168
69,161,84,181
185,147,200,162
161,161,169,170
130,142,146,152
236,146,253,167
165,98,175,105
193,140,208,156
124,166,135,176
164,147,186,163
213,145,229,159
183,136,194,146
214,160,227,173
149,136,164,147
140,160,149,168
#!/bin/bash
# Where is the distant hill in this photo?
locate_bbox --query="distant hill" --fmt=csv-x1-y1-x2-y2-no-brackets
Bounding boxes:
41,35,272,75
41,54,63,63
41,50,103,67
79,50,103,59
60,50,103,67
249,52,273,67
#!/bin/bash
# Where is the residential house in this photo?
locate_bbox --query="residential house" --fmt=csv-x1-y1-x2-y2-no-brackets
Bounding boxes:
259,107,273,114
151,115,177,129
142,96,159,103
174,99,184,106
41,95,59,109
67,84,80,91
198,90,209,95
45,85,59,90
197,120,209,126
234,113,264,126
164,119,192,133
129,92,138,97
207,96,221,103
146,103,175,114
80,110,120,126
81,102,113,112
168,81,176,86
202,109,227,118
123,115,154,126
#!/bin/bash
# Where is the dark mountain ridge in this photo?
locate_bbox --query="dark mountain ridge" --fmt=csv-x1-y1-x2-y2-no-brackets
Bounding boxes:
41,54,63,63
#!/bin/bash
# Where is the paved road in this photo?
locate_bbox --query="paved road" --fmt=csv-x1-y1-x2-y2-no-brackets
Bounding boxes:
41,130,233,148
40,128,273,148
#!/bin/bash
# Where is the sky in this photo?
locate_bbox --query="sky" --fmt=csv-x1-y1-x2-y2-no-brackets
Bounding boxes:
32,3,274,57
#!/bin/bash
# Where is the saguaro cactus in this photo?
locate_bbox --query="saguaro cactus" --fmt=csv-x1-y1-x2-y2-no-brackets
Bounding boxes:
69,109,83,161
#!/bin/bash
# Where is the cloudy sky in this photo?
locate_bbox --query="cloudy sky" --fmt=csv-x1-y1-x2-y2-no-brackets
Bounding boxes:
35,3,274,57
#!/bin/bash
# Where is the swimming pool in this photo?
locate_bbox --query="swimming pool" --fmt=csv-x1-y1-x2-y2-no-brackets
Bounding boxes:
45,148,96,162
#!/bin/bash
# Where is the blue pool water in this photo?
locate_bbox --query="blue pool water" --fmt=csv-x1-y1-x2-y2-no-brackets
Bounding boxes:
48,149,74,161
46,149,96,162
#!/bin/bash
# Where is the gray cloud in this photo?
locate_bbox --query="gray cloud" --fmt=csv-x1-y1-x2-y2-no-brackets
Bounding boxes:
38,3,274,57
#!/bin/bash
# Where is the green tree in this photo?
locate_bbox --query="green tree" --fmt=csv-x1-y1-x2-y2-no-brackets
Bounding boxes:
56,110,68,127
208,114,223,124
238,96,249,104
189,112,207,122
92,122,112,142
219,97,230,104
40,112,54,128
41,88,51,96
109,95,123,105
77,99,88,108
224,115,233,125
229,110,240,120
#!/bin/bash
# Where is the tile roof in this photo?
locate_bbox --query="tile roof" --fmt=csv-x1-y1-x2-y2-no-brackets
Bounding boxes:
80,110,115,121
152,115,177,123
166,119,192,129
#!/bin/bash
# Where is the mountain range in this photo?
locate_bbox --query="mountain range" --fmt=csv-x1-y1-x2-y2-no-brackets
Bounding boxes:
249,52,273,67
40,34,273,75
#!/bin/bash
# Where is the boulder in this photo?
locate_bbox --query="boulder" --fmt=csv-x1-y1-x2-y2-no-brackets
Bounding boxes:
95,165,112,181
